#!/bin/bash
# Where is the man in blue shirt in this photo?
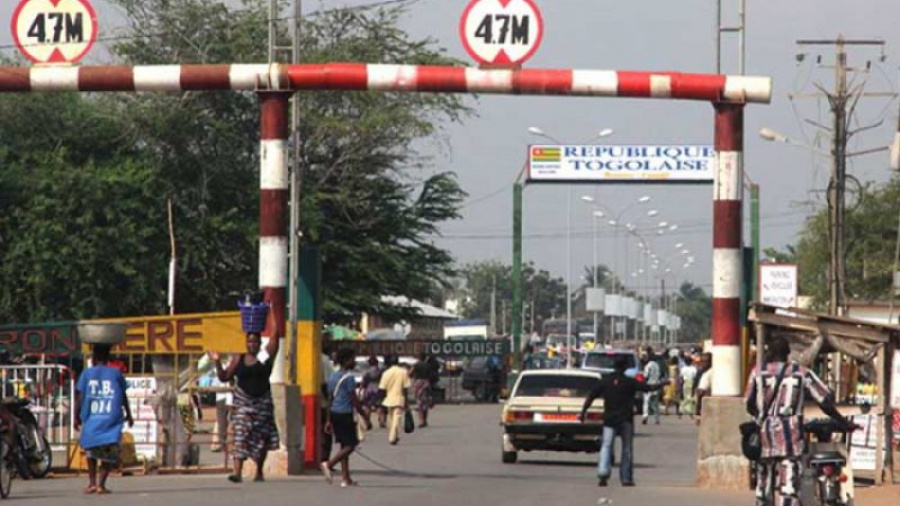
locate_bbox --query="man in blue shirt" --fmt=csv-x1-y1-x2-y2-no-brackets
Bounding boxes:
75,344,133,494
320,348,370,487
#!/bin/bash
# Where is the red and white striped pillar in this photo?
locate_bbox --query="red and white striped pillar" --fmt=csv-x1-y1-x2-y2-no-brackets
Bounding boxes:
711,102,744,397
259,92,290,384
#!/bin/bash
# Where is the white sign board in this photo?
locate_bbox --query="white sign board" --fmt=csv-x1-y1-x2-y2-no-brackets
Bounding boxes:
528,145,715,183
759,264,799,308
849,414,880,471
12,0,99,64
125,377,158,460
891,349,900,408
460,0,543,66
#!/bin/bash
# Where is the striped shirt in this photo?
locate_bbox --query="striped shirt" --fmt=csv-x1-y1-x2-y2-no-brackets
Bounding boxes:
744,361,831,459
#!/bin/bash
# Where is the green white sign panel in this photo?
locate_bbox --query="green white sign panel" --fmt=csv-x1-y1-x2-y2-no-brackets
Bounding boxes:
528,145,715,183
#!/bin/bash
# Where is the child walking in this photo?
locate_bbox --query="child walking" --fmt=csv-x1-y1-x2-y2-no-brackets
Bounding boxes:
75,344,133,494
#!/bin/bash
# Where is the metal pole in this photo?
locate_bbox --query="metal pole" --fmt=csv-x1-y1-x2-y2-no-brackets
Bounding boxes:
287,0,302,386
750,183,760,303
566,185,573,367
712,102,745,396
512,182,523,368
592,211,599,341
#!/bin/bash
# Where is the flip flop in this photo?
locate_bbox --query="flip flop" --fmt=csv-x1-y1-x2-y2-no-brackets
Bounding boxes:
83,486,98,495
96,487,112,495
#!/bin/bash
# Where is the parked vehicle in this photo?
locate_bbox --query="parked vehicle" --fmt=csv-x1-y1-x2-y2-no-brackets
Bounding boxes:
461,356,506,401
802,418,856,506
581,348,641,378
0,399,52,481
501,369,604,463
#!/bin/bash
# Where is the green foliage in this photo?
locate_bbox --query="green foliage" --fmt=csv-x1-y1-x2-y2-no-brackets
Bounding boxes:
0,1,470,324
457,260,571,334
791,179,900,308
674,281,711,343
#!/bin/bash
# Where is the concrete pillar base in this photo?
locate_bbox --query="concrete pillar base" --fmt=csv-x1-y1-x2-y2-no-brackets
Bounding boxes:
238,384,304,477
242,448,303,478
696,396,752,490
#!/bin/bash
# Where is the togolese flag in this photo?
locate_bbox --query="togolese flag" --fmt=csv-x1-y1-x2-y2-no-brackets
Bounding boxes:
531,147,561,162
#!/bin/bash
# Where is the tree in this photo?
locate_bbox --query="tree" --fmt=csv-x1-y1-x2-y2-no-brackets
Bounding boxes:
787,179,900,308
0,1,471,323
673,281,711,343
456,261,567,335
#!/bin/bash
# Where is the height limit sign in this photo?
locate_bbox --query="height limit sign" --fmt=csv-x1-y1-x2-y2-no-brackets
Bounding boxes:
460,0,544,66
12,0,99,65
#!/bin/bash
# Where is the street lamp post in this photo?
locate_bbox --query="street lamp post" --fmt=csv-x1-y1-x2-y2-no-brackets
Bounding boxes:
581,196,653,344
528,127,613,365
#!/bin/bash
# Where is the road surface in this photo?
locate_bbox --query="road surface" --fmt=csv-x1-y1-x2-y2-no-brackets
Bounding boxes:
18,405,753,506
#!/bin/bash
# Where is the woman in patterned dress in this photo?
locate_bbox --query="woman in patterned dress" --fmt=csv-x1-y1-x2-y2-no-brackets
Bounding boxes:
209,333,280,483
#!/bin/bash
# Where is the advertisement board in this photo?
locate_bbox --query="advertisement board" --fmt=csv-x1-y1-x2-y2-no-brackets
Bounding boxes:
124,376,158,459
759,264,799,308
527,145,715,183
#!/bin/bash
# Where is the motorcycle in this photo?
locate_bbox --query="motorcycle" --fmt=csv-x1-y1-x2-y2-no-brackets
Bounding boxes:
803,418,856,506
0,399,53,481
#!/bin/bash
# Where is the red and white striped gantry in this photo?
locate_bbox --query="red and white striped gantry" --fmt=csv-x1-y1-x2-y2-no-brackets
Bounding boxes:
0,63,771,396
0,63,770,102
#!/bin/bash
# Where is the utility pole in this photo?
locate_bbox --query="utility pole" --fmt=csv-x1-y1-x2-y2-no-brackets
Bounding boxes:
795,36,888,315
750,184,760,302
491,273,497,337
512,181,523,366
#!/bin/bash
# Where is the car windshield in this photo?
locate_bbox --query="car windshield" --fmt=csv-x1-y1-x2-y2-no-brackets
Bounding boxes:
584,353,636,371
514,375,600,398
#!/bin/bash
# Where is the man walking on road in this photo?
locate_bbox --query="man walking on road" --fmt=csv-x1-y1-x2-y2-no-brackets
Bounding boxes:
745,336,854,506
579,357,668,487
641,348,661,425
379,355,410,445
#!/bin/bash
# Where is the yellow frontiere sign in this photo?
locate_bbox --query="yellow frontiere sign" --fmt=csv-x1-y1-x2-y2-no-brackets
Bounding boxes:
86,312,248,354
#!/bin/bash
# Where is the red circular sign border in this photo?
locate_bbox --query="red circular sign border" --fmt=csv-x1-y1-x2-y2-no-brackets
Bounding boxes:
11,0,100,65
459,0,544,66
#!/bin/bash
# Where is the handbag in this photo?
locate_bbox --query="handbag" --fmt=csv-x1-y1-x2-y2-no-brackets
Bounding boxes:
740,363,788,461
404,409,415,434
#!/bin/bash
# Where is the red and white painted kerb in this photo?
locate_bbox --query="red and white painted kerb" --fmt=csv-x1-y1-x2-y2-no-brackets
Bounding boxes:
711,103,744,397
259,92,290,385
0,63,771,103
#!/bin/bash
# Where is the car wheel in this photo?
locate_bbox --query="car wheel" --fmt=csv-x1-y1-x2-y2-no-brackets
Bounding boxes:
502,451,518,464
474,385,487,402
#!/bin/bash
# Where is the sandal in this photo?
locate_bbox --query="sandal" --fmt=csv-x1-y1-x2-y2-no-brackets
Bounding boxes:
340,480,358,488
83,486,98,495
96,487,112,495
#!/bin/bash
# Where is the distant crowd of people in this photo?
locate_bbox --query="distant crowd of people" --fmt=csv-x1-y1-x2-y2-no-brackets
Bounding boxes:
319,345,441,487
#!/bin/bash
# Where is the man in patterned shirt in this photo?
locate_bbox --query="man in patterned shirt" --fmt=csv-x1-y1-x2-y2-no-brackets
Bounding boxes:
744,336,850,506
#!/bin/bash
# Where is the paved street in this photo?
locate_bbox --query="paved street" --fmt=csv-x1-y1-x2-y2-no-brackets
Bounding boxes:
16,405,753,506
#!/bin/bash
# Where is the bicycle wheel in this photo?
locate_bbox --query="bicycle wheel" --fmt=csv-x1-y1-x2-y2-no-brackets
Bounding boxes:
0,439,12,499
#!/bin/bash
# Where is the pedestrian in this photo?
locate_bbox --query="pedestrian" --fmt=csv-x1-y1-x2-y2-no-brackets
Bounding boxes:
486,354,504,402
320,340,336,464
695,352,713,424
411,353,434,428
641,349,661,425
360,356,386,429
579,356,668,487
321,348,371,487
662,356,681,416
208,332,280,483
75,343,134,495
679,355,700,418
745,335,854,506
379,355,410,445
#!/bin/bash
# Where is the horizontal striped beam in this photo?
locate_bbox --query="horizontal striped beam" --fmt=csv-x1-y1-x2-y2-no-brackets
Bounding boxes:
0,64,772,103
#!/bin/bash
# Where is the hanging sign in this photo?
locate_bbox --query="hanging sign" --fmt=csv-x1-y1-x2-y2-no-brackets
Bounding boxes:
459,0,544,66
11,0,99,64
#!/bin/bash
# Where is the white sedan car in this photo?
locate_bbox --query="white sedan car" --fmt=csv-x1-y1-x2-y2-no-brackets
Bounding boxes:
501,369,604,464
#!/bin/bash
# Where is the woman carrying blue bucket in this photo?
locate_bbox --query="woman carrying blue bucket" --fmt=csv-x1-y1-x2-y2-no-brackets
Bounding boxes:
208,298,280,483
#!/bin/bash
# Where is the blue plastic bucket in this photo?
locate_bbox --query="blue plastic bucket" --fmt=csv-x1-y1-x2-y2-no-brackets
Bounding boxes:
238,301,270,334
